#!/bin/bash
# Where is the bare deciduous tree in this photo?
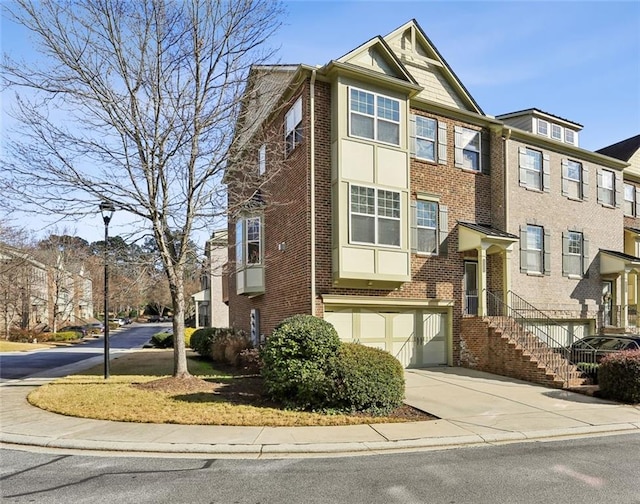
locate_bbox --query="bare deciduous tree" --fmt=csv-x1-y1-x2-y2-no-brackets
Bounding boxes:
2,0,284,377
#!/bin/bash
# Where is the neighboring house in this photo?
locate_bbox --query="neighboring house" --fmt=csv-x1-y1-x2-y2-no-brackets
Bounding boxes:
596,135,640,330
0,242,94,336
0,244,50,336
192,231,229,329
224,20,635,387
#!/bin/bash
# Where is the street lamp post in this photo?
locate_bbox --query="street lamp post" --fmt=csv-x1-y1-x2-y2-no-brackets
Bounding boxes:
99,202,115,379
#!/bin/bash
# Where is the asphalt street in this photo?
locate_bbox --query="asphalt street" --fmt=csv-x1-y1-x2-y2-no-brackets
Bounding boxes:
0,323,168,380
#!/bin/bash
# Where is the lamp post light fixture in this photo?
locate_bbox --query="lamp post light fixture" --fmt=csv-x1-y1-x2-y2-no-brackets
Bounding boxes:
99,201,115,379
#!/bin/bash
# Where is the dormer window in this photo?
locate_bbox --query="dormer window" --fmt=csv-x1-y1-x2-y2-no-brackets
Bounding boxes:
537,119,549,136
565,129,575,145
551,124,562,141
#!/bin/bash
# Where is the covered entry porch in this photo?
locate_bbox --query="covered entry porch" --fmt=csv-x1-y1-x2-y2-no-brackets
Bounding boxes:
599,249,640,333
457,222,519,317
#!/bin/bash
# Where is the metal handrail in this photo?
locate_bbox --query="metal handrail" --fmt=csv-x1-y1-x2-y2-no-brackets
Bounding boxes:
485,290,598,384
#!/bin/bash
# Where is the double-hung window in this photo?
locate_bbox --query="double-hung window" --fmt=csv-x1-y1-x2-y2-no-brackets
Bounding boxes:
624,183,636,216
526,225,544,274
537,119,549,136
598,169,615,206
551,124,562,141
416,200,437,254
415,116,436,161
349,88,400,145
350,185,400,247
235,215,263,268
285,97,302,156
565,129,575,145
455,127,481,171
563,231,588,277
519,148,543,190
561,159,585,200
258,144,266,176
520,224,549,275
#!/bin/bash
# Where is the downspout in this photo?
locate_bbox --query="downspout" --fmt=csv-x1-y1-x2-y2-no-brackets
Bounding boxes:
503,127,511,229
503,127,512,304
310,69,317,316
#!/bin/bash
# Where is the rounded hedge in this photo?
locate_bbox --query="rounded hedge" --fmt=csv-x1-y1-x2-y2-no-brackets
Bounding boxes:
189,327,216,356
598,350,640,403
331,343,405,415
260,315,340,409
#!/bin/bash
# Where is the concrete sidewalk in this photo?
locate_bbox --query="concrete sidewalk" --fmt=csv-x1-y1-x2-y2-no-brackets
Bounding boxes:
1,367,639,458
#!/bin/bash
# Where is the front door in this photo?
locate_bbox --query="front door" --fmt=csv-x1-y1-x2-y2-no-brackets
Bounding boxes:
602,280,613,326
464,261,478,315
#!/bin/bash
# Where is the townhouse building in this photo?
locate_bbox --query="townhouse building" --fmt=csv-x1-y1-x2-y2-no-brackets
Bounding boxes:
192,231,229,329
225,20,635,386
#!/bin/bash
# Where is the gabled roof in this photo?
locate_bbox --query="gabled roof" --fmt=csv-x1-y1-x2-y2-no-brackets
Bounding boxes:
496,108,583,130
383,19,484,115
596,134,640,162
335,35,419,87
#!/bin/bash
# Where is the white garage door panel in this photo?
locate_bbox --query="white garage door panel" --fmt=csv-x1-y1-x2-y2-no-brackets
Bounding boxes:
324,307,448,368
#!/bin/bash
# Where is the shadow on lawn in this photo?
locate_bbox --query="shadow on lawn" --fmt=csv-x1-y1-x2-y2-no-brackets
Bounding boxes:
174,376,281,408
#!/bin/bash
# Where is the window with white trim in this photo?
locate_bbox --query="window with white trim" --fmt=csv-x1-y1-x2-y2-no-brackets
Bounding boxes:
415,116,436,161
537,119,549,136
551,124,562,141
416,200,437,254
526,225,543,274
599,169,615,206
520,148,542,190
258,144,266,175
564,159,582,199
350,185,400,247
457,127,480,171
235,215,263,268
624,183,635,216
349,88,400,145
565,129,575,145
563,231,587,277
285,97,302,156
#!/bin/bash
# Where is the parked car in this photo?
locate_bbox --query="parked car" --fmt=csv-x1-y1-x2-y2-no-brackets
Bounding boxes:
58,325,88,337
85,322,105,333
570,335,640,364
109,318,125,326
122,317,132,325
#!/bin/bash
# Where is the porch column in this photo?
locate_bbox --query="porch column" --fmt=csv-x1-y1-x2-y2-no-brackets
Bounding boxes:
194,301,200,329
502,246,513,308
477,245,488,317
636,272,640,326
622,268,629,331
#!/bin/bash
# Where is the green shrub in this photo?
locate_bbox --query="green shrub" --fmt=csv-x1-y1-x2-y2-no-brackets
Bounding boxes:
189,327,216,355
189,327,248,363
598,350,640,403
150,331,173,348
577,362,600,384
49,331,82,341
331,343,405,415
261,314,340,409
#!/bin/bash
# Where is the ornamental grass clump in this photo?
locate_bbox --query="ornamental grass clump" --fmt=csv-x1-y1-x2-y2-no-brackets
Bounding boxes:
598,350,640,404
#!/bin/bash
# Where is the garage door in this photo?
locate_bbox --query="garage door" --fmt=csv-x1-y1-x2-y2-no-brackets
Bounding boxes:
324,307,448,368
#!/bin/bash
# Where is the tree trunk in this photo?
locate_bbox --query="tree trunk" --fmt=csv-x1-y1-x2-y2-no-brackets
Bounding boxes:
169,270,189,378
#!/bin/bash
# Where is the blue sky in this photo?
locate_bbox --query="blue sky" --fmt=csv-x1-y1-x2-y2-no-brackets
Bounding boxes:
275,1,640,151
1,1,639,243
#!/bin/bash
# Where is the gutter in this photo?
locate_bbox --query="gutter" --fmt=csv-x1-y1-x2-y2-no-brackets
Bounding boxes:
310,69,317,316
